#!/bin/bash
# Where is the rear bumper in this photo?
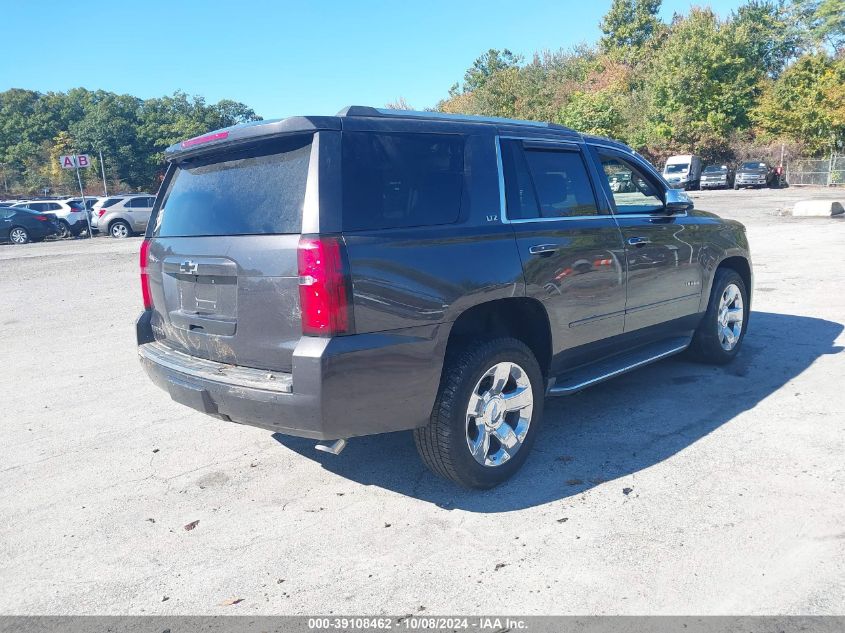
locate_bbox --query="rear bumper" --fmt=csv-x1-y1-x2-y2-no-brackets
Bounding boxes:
66,215,90,235
136,311,447,440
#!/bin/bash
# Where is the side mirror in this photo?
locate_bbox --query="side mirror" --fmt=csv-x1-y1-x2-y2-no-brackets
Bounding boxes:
665,188,694,214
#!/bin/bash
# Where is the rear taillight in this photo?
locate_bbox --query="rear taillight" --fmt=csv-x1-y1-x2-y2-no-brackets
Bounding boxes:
97,209,106,217
35,215,48,222
140,239,153,310
297,236,351,337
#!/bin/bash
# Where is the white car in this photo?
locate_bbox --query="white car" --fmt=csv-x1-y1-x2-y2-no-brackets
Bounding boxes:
11,199,90,238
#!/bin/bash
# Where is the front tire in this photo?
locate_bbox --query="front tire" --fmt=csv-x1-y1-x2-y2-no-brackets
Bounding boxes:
414,338,544,489
688,268,749,364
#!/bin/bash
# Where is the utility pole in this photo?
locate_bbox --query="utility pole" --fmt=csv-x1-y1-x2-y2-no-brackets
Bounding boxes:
98,149,108,196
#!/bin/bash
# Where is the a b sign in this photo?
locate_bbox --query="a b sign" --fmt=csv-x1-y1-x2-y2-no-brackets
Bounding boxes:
59,154,91,169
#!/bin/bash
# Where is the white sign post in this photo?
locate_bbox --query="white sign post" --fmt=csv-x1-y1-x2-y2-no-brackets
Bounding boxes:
59,154,93,238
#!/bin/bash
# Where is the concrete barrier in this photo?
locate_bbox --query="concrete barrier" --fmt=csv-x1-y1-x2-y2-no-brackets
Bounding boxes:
791,200,845,217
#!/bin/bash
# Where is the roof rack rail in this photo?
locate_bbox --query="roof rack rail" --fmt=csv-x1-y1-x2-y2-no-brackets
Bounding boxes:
336,105,576,131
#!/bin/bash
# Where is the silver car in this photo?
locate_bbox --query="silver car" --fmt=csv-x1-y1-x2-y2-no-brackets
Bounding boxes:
93,194,156,238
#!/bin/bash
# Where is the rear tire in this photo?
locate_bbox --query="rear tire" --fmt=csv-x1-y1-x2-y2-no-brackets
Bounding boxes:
109,220,132,239
9,226,30,244
56,221,71,239
688,268,749,365
414,338,544,489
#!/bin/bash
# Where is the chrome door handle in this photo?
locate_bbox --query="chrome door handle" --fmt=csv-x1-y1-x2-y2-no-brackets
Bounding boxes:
627,236,651,247
529,244,559,255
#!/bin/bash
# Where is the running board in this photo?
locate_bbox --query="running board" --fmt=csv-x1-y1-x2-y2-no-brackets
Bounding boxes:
547,337,691,396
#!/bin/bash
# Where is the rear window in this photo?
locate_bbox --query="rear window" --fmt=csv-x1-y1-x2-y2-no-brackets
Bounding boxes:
342,131,464,231
152,135,312,237
101,198,123,208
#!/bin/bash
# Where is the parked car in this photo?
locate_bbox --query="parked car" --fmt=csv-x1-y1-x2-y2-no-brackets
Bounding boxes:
700,164,734,189
136,107,752,489
62,196,104,233
90,196,124,231
608,171,636,192
734,161,776,189
10,199,88,238
94,194,155,238
66,196,102,211
0,206,60,244
663,154,702,190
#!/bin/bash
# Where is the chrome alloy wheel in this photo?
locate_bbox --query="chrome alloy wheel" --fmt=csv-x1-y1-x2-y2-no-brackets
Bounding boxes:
111,222,129,238
9,227,28,244
717,283,744,350
465,361,534,467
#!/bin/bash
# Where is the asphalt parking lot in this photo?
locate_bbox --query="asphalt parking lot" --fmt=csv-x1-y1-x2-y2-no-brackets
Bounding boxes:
1,187,844,615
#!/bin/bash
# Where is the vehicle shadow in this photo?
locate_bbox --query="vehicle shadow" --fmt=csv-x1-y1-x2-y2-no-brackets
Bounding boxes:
272,311,843,512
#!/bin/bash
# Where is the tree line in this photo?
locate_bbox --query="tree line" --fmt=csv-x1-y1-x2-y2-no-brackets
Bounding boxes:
434,0,844,167
0,89,259,197
2,0,843,196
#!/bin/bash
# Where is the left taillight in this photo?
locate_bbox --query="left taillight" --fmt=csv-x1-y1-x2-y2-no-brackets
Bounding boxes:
35,215,49,222
297,236,352,337
140,238,153,310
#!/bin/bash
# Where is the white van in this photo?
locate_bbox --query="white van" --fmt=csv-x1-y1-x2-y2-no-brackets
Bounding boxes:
663,155,702,190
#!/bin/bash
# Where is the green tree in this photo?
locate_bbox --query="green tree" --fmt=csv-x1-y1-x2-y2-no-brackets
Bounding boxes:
792,0,845,52
455,49,523,95
753,53,845,153
600,0,663,58
730,0,804,76
643,8,762,148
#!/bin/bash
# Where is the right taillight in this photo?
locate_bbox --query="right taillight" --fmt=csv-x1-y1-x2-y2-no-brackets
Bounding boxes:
140,238,153,310
297,236,351,337
97,209,106,217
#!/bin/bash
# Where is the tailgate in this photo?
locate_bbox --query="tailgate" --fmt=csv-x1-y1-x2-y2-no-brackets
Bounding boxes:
146,134,313,373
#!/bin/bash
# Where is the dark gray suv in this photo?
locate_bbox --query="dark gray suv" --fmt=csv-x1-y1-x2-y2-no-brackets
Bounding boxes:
137,107,752,489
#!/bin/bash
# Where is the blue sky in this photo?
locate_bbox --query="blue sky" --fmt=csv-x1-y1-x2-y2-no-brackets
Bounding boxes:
3,0,745,119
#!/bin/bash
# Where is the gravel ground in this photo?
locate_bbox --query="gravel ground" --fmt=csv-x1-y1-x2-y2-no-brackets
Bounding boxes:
1,187,844,615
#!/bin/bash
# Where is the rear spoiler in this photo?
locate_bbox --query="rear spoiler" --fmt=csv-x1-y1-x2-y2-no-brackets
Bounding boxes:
165,116,340,161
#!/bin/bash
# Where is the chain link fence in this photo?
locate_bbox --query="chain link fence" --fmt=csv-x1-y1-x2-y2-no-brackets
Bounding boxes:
786,155,845,186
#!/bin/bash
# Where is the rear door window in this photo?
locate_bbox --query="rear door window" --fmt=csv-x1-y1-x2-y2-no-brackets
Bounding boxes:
500,140,599,219
152,135,312,237
523,148,599,218
342,131,464,231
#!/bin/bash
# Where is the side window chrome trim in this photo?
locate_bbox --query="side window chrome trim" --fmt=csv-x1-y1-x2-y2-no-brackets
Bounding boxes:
495,135,612,224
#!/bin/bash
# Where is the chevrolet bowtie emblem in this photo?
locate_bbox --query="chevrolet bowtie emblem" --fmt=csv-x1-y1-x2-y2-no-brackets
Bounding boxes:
180,260,198,274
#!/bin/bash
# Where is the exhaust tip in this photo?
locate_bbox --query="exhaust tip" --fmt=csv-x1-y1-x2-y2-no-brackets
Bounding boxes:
315,439,347,456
